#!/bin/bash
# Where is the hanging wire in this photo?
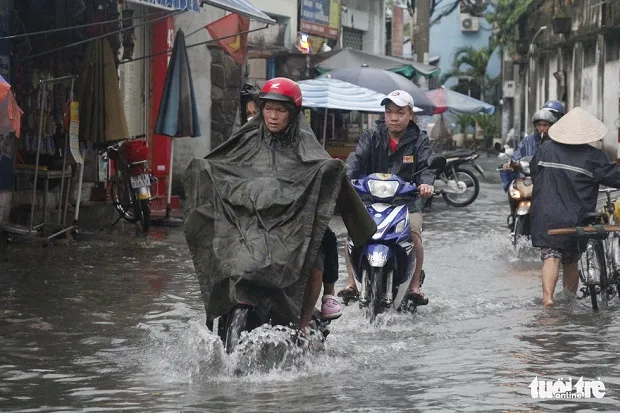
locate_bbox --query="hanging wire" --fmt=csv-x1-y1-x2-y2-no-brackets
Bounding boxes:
19,9,186,61
118,24,269,64
0,9,170,41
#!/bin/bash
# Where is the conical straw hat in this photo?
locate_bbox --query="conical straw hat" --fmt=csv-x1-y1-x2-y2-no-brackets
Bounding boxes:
548,106,608,145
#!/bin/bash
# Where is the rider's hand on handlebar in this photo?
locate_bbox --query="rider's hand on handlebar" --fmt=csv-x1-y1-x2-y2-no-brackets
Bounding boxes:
419,184,434,198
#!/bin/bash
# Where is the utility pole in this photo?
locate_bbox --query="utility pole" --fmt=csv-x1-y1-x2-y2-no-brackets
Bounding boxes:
412,0,430,90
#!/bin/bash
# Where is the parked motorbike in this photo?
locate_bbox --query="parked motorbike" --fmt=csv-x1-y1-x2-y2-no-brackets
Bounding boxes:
103,134,156,231
432,149,484,207
497,156,533,247
349,156,446,322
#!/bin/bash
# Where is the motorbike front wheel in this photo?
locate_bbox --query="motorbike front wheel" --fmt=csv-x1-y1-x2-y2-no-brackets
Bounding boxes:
513,216,525,247
224,306,252,354
367,267,384,322
441,168,480,207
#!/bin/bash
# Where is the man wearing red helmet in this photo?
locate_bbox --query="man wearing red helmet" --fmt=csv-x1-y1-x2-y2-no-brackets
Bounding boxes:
184,77,375,339
256,77,343,331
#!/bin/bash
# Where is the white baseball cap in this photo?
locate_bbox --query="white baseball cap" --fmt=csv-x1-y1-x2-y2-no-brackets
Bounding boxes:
381,90,423,113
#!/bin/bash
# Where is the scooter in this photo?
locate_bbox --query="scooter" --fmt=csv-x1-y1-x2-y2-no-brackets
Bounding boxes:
497,156,533,247
348,156,446,322
103,134,156,231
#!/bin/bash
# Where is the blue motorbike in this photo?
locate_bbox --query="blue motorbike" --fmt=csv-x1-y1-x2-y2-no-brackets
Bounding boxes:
348,156,446,322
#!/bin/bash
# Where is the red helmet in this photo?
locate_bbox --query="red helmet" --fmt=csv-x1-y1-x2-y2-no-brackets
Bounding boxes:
259,77,302,108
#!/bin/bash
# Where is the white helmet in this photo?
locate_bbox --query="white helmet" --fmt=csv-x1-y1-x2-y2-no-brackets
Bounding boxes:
531,109,557,125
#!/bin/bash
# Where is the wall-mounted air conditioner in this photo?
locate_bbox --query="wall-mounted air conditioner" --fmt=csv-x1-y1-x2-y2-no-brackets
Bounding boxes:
460,14,480,32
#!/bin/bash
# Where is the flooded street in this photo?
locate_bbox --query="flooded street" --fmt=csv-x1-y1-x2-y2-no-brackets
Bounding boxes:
2,179,620,412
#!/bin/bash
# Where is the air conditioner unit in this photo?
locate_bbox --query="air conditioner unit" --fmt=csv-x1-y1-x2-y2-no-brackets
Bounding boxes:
460,14,480,32
503,80,516,98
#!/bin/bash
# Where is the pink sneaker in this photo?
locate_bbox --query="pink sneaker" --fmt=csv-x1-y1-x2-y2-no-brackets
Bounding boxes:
321,295,342,320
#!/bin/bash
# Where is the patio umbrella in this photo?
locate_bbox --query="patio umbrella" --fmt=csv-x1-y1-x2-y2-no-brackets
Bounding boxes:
76,39,129,144
0,75,23,138
426,86,495,115
154,29,201,221
321,65,436,116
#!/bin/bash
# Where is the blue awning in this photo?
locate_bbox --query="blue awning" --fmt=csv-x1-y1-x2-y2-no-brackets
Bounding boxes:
128,0,202,12
298,78,423,113
201,0,276,24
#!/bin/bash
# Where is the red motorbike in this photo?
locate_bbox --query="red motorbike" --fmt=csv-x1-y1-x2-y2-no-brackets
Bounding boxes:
104,134,155,231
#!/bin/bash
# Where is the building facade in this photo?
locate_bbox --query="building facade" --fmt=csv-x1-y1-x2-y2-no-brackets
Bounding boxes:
504,0,620,160
401,4,501,90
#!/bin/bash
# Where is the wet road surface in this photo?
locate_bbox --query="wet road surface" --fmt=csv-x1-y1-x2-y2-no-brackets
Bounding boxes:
2,178,620,412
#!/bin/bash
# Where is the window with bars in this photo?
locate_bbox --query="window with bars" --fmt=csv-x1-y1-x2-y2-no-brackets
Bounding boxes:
342,27,364,50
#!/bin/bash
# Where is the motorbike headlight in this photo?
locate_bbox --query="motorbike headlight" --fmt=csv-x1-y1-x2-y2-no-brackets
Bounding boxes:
367,180,399,198
509,187,521,199
394,220,406,233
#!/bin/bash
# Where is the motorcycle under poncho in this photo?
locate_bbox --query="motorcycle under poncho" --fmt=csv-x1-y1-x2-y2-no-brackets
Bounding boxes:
183,113,376,330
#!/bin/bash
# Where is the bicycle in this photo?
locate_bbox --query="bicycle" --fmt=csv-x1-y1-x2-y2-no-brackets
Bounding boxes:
548,188,620,310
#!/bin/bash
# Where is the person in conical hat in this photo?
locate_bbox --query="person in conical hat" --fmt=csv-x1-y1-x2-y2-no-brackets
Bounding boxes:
529,106,620,306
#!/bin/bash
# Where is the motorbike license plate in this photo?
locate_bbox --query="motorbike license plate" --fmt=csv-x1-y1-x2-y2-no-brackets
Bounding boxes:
130,174,150,189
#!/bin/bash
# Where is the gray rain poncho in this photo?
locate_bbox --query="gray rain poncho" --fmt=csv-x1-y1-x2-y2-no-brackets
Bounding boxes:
183,113,376,329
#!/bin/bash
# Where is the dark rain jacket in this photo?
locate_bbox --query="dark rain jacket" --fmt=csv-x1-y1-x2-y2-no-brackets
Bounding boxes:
512,131,543,162
346,120,436,212
530,140,620,250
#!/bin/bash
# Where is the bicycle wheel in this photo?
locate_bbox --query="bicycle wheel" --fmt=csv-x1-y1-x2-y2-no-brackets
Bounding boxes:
585,240,608,310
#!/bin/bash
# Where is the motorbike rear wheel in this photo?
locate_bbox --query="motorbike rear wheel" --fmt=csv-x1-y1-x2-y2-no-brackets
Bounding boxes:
367,267,384,322
136,199,151,231
111,177,138,223
441,168,479,207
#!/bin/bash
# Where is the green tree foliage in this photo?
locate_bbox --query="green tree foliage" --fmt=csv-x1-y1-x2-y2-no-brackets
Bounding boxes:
485,0,535,52
442,45,500,104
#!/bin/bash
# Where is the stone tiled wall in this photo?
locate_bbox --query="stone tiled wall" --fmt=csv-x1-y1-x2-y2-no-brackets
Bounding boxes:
210,47,243,149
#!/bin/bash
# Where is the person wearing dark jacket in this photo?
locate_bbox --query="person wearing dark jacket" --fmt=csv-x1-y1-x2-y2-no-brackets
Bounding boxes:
530,106,620,307
338,90,436,304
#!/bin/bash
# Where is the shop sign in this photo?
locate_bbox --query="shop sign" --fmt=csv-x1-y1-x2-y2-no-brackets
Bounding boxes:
128,0,201,12
300,0,341,39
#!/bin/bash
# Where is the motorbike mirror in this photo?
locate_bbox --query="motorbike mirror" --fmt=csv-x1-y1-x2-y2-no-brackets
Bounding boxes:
427,155,447,170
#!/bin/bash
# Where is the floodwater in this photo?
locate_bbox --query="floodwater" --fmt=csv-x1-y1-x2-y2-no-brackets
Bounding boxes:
2,178,620,412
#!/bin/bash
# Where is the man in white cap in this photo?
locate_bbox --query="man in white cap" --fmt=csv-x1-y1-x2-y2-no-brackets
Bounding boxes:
530,106,620,306
339,90,436,306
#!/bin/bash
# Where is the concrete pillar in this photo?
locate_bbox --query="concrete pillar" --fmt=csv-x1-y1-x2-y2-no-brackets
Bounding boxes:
119,4,147,137
597,34,605,120
413,0,430,65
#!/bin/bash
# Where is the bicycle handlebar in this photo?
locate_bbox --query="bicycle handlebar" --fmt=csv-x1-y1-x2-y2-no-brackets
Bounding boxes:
548,225,620,236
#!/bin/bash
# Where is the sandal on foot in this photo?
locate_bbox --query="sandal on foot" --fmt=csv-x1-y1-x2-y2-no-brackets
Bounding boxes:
321,295,342,320
406,291,429,306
